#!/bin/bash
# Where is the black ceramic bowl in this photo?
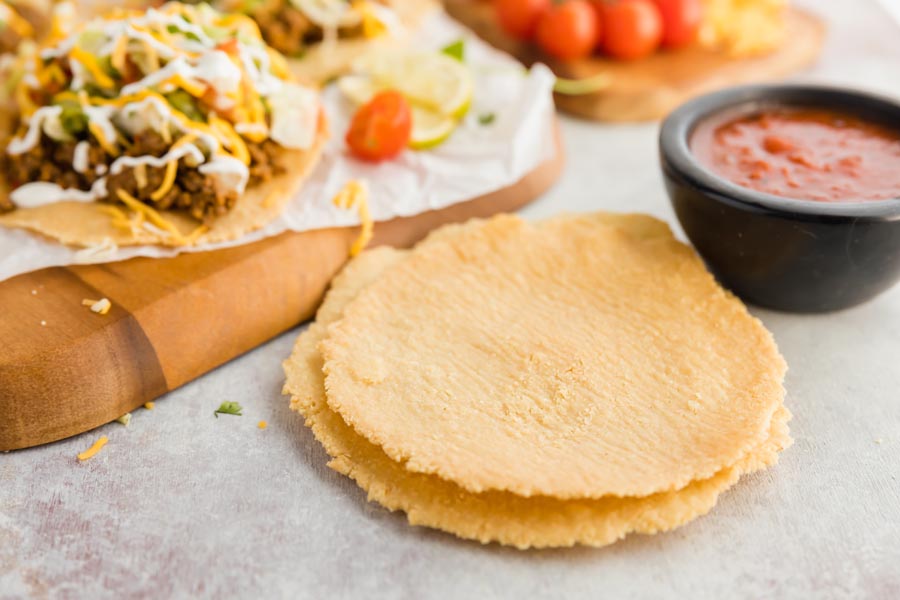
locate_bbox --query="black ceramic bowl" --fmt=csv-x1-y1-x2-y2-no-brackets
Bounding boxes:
660,85,900,313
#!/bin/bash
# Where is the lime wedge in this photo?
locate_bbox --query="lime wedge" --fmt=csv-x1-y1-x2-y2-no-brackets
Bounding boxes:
337,49,473,150
352,50,474,118
337,74,380,105
409,106,457,150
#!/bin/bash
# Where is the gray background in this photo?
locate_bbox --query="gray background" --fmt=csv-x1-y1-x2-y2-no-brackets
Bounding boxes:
3,1,900,598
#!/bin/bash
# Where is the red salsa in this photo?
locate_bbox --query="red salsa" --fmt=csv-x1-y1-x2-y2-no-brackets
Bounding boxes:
691,108,900,202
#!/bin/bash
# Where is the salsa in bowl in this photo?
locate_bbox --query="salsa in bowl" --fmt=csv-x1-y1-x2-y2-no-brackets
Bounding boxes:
659,85,900,313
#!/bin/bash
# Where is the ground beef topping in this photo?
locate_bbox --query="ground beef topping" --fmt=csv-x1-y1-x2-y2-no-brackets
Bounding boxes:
2,131,287,222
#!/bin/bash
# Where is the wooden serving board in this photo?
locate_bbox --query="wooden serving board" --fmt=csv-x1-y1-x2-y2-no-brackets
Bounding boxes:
0,134,563,452
444,0,826,122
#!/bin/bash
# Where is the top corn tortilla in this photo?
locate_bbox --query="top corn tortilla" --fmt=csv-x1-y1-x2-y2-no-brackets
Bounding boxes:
320,213,788,500
0,116,328,247
284,229,791,549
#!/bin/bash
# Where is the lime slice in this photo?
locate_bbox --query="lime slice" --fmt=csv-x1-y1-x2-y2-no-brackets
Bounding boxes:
352,50,474,118
409,106,457,150
337,74,380,105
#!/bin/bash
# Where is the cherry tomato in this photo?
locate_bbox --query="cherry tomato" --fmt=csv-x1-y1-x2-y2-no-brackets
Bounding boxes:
493,0,551,41
535,0,600,61
596,0,663,61
345,90,412,162
652,0,703,49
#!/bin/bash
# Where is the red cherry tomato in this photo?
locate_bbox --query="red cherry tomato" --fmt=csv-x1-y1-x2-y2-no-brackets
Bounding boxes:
652,0,703,49
493,0,551,41
596,0,663,61
345,90,412,162
535,0,600,61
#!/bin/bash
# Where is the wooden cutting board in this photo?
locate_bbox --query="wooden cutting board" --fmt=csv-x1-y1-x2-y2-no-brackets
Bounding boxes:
0,134,563,452
444,0,826,122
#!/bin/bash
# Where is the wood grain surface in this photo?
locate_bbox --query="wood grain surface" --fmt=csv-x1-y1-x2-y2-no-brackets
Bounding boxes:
0,132,564,452
444,0,826,122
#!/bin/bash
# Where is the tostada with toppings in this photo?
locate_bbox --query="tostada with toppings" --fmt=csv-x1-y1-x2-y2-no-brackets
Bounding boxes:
0,2,327,247
185,0,438,83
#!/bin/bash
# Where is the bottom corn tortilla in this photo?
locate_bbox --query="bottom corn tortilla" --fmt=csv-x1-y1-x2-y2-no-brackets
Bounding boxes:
0,119,327,247
284,218,792,549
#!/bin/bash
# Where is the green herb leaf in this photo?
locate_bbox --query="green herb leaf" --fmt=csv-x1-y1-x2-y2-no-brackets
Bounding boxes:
478,112,496,126
214,401,244,418
441,39,465,62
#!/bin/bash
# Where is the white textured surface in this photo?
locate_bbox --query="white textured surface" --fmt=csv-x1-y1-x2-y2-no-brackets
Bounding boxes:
2,1,900,598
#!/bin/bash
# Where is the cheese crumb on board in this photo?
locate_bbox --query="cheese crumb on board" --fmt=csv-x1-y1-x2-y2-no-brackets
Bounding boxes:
144,402,155,410
77,436,109,461
258,421,268,430
82,298,112,315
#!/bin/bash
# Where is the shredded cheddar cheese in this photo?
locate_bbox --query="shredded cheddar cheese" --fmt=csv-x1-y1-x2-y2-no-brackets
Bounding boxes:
88,122,120,157
116,189,188,243
70,46,116,89
209,115,251,165
111,34,129,75
144,401,155,410
134,163,148,190
151,160,179,201
258,421,268,430
167,74,207,98
77,436,109,461
333,180,374,257
355,1,388,39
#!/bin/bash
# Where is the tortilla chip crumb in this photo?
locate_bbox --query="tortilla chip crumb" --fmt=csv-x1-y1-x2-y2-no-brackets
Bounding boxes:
258,420,268,430
82,298,112,315
144,402,155,410
116,413,132,427
77,436,108,462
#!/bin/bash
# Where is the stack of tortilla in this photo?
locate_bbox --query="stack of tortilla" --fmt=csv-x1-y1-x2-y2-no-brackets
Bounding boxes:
283,212,791,549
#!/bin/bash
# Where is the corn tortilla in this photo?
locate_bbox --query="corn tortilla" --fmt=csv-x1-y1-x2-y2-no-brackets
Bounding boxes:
320,213,788,499
283,242,792,549
0,119,327,247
